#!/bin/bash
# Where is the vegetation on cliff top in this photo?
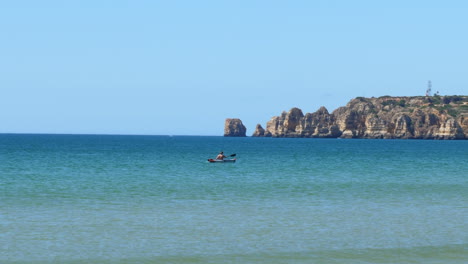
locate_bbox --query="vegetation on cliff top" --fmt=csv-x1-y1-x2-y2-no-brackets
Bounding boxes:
373,95,468,117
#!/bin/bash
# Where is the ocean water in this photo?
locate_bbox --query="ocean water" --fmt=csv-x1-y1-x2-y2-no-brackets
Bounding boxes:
0,134,467,264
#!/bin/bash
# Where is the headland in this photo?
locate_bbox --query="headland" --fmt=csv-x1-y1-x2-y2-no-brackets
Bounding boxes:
225,95,468,139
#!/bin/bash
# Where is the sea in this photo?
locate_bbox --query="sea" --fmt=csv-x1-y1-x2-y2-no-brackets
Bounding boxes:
0,134,467,264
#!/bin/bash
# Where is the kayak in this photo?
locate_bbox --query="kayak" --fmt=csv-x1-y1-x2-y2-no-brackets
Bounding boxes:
207,158,236,163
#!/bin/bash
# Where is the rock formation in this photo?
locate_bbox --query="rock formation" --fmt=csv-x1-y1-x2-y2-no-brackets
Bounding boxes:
251,95,468,139
252,124,265,137
224,118,247,137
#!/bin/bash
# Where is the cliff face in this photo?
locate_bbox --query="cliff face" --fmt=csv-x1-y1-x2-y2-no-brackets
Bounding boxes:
224,118,247,137
252,96,468,139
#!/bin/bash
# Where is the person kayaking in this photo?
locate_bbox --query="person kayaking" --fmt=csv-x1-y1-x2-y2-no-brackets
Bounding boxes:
216,151,226,160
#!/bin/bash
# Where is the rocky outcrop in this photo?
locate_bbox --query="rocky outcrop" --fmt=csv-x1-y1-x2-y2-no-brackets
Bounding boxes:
252,124,265,137
224,118,247,137
298,107,341,138
263,107,304,137
458,115,468,138
258,107,341,138
434,116,464,139
252,96,468,139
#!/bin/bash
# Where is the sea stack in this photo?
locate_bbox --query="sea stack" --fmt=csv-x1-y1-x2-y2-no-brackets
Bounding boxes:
224,118,247,137
252,124,265,137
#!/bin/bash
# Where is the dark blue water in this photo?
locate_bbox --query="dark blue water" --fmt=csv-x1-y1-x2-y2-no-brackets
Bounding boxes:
1,134,467,263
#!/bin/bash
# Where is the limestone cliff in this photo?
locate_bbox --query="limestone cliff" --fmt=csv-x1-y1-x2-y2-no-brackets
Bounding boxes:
252,95,468,139
224,118,247,137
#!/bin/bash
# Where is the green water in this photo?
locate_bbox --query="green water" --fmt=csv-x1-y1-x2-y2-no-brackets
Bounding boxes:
1,134,467,263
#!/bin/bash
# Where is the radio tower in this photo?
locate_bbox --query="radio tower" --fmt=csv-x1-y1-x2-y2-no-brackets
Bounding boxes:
426,80,432,96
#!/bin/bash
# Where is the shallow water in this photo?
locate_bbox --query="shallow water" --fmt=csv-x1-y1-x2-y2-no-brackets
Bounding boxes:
1,134,467,263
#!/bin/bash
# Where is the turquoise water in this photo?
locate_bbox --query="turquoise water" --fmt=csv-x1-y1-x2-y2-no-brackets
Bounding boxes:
1,134,467,263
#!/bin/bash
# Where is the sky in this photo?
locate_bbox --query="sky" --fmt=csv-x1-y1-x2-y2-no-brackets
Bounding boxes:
1,0,467,135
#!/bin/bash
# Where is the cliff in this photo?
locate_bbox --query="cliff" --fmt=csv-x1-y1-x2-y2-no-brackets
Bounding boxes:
252,95,468,139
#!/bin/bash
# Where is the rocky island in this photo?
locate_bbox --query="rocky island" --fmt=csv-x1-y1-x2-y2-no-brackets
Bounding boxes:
224,118,247,137
226,95,468,139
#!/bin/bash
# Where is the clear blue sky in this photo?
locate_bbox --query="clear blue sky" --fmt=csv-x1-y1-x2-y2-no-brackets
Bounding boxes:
1,1,467,135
